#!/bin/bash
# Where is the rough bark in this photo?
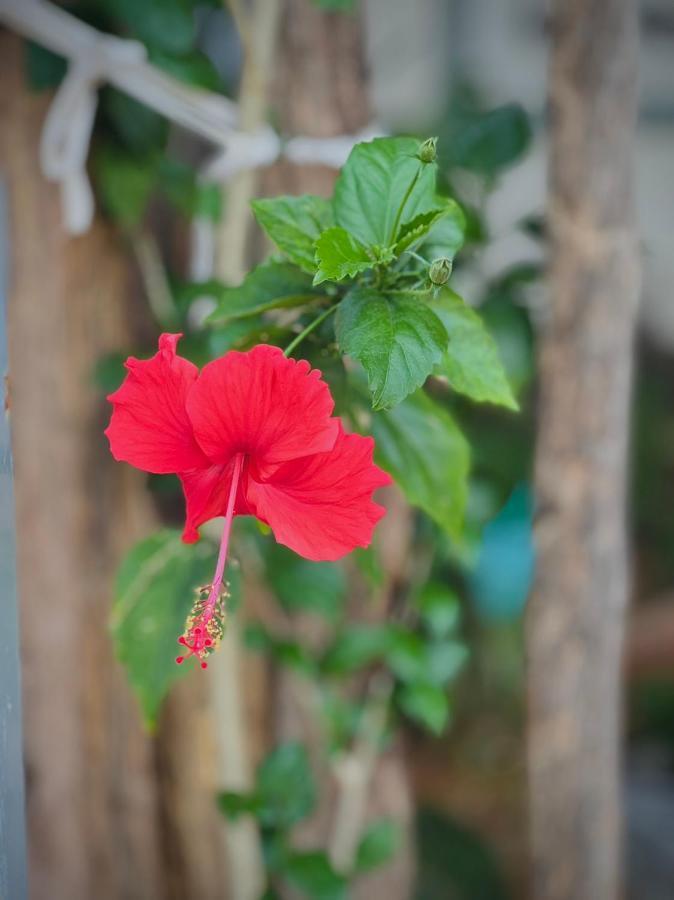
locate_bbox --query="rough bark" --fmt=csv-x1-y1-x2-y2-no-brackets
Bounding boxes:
527,2,640,899
0,34,224,900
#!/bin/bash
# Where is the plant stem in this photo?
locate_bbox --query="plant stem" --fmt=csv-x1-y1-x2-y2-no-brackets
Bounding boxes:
405,249,428,267
387,164,421,246
283,304,338,357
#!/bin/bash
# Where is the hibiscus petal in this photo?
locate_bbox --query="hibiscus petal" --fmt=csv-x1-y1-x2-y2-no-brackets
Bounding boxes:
186,344,338,469
180,460,253,544
106,333,209,474
245,424,392,561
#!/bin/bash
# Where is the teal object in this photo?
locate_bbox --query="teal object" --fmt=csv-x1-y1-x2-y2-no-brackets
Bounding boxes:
468,484,535,621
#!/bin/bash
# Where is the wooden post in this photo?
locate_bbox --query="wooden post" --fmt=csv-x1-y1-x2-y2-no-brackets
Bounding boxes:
527,1,639,898
0,34,226,900
0,181,28,900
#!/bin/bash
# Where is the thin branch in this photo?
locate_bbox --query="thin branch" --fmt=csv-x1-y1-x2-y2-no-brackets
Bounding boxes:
329,672,394,872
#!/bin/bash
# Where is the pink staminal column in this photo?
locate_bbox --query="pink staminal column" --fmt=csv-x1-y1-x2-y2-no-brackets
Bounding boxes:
175,453,243,669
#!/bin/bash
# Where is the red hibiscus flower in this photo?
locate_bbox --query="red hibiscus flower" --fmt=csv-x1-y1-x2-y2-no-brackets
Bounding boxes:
105,334,391,667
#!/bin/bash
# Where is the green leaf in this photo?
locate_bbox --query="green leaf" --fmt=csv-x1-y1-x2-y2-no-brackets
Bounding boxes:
416,809,511,900
256,743,316,828
252,195,333,273
150,49,223,91
333,136,439,247
386,628,467,687
322,625,391,675
352,545,383,587
314,227,382,285
93,352,127,394
93,146,158,228
157,158,222,221
103,0,196,55
371,391,470,538
102,89,168,154
416,584,461,638
244,624,316,676
386,629,427,683
443,102,532,175
394,200,465,258
263,543,346,622
397,682,450,735
24,41,67,91
110,529,219,728
336,288,448,409
217,790,261,821
208,260,323,323
281,851,347,900
354,819,400,873
425,641,468,687
313,0,354,9
422,208,468,261
428,288,518,410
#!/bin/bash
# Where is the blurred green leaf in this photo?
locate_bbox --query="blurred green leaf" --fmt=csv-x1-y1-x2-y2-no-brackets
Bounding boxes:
244,623,316,675
442,102,531,176
387,628,467,687
352,545,383,587
416,584,460,638
102,89,168,153
428,288,518,410
217,790,261,820
102,0,196,54
158,158,222,220
322,625,391,675
209,260,323,323
336,288,448,409
314,227,382,285
24,41,66,90
372,391,470,538
281,851,347,900
313,0,355,9
93,351,127,393
94,146,158,227
110,529,219,728
354,819,400,873
386,629,427,683
397,682,450,735
415,808,511,900
256,743,316,828
150,49,222,90
334,137,438,247
252,195,333,273
263,543,346,622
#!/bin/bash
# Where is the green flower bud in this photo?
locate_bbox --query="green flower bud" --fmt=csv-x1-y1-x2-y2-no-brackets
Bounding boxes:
429,257,452,285
418,136,438,164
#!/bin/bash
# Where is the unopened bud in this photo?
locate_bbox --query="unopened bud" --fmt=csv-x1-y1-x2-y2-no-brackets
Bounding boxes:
418,137,438,164
429,257,452,285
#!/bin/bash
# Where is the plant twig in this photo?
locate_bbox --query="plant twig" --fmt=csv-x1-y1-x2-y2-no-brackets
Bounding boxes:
329,672,394,872
283,304,338,357
130,230,176,326
209,3,281,899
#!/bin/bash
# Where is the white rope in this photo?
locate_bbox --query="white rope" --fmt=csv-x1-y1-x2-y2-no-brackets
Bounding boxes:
0,0,384,239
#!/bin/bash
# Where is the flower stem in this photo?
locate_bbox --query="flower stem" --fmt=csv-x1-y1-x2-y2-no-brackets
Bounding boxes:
210,452,244,596
387,163,421,246
283,304,338,357
176,453,244,669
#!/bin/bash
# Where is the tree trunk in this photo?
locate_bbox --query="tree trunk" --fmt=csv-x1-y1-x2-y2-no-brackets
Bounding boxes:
265,4,414,898
527,2,639,899
0,33,225,900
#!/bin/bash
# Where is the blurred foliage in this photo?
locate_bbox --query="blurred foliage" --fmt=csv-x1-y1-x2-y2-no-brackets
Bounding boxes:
24,4,545,891
414,809,511,900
